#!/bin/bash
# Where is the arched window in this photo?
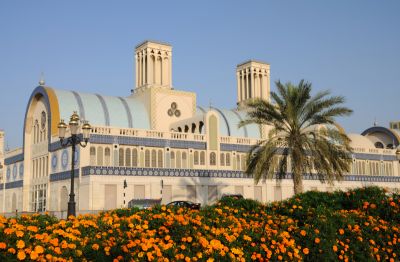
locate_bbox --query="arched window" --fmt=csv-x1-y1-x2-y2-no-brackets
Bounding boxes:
171,151,176,168
374,142,384,149
158,150,163,167
236,155,241,170
241,155,246,170
184,125,189,133
145,150,150,167
182,152,187,168
194,151,199,165
199,121,204,134
210,152,216,166
192,123,196,133
200,151,205,165
220,153,225,166
119,148,124,167
105,148,111,166
178,127,182,132
132,148,138,167
125,148,131,167
90,147,96,165
97,147,103,166
151,150,157,167
177,151,182,168
226,153,231,167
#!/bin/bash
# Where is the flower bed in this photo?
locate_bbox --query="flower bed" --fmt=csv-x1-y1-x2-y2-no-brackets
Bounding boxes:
1,186,399,261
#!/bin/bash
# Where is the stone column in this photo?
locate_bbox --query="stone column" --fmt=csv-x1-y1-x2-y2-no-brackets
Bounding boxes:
251,68,255,99
236,71,240,104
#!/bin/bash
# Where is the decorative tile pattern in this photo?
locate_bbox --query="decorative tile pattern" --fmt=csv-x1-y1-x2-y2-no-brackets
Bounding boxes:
4,180,23,190
4,154,24,165
49,169,80,182
80,166,400,182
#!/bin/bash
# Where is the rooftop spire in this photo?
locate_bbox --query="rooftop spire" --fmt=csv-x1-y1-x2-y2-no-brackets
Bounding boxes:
39,72,45,86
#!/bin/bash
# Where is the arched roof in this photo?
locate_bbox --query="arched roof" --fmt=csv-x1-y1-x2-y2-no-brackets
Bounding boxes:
26,86,150,137
361,126,400,147
197,106,261,139
347,134,375,149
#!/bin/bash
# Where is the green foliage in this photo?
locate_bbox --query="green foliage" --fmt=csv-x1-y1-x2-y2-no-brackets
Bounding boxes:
240,80,353,194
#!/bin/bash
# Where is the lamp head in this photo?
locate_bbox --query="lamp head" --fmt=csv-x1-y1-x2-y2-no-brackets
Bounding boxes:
81,121,91,141
69,111,80,135
58,119,67,139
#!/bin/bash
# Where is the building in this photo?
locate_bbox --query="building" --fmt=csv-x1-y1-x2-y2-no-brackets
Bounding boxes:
1,40,400,216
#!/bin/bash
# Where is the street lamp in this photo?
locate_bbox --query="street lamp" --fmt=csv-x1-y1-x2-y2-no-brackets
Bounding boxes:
58,111,91,218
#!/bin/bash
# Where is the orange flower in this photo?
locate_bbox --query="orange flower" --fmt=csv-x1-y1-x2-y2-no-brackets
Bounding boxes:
16,240,25,249
300,230,307,236
17,250,26,260
16,231,24,238
0,242,6,249
339,229,345,235
45,254,53,260
8,248,16,254
315,238,320,244
303,248,309,255
370,203,377,209
30,251,38,260
34,245,44,254
333,245,338,252
92,243,100,250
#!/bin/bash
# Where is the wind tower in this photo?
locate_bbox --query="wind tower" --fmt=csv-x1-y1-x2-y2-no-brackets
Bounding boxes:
236,60,270,107
134,40,172,92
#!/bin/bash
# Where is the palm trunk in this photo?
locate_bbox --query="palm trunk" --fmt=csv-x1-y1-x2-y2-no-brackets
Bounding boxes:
293,169,303,194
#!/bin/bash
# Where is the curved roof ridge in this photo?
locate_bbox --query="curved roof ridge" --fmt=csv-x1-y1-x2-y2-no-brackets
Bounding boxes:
211,106,231,136
118,97,133,128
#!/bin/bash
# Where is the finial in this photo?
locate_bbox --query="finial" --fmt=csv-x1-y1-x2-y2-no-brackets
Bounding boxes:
209,99,212,111
39,72,45,86
373,117,377,127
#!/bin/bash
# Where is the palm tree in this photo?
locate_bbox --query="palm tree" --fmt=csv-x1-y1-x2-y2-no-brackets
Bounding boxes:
240,80,353,194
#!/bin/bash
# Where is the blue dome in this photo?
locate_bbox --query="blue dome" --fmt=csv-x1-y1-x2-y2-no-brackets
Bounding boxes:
51,88,150,129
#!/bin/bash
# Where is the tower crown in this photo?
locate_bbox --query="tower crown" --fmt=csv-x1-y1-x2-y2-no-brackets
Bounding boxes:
236,60,270,106
135,40,172,91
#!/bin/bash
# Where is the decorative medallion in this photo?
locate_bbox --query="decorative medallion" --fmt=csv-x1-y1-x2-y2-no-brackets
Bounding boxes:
61,150,68,169
12,165,17,179
167,102,181,117
19,163,24,178
51,154,58,170
6,167,11,180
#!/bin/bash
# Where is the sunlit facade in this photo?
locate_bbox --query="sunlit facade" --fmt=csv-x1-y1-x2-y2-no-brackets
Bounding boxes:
1,40,399,216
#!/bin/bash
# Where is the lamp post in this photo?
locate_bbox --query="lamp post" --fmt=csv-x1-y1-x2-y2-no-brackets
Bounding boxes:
58,112,91,218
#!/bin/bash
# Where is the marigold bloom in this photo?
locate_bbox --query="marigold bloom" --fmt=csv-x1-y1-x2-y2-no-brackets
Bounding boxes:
339,229,345,235
303,248,309,255
300,230,307,236
30,251,38,260
17,250,26,260
16,240,25,249
92,243,100,250
333,245,338,252
315,238,320,244
0,242,6,249
16,231,24,237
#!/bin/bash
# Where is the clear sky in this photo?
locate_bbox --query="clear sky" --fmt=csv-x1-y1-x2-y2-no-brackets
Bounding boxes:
1,1,399,149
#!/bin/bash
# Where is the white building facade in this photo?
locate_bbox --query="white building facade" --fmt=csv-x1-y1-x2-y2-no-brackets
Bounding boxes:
1,40,400,216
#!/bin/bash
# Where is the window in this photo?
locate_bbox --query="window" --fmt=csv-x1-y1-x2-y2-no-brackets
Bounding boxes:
182,152,187,168
97,147,103,166
236,155,241,170
90,147,96,165
105,148,111,166
200,151,205,165
132,148,138,167
199,121,204,134
158,150,163,168
220,153,225,166
210,152,216,166
194,151,199,165
241,155,246,170
170,151,175,168
145,150,150,167
151,150,157,167
177,151,182,168
226,153,231,167
125,148,131,167
119,148,124,167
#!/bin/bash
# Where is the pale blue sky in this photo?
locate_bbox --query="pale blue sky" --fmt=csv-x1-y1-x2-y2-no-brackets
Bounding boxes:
1,1,399,149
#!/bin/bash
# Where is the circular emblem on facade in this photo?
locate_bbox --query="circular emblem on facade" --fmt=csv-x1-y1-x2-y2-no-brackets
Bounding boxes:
102,169,107,175
167,102,181,117
12,165,17,179
51,154,58,170
41,111,46,130
19,163,24,178
61,150,69,169
6,167,11,180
